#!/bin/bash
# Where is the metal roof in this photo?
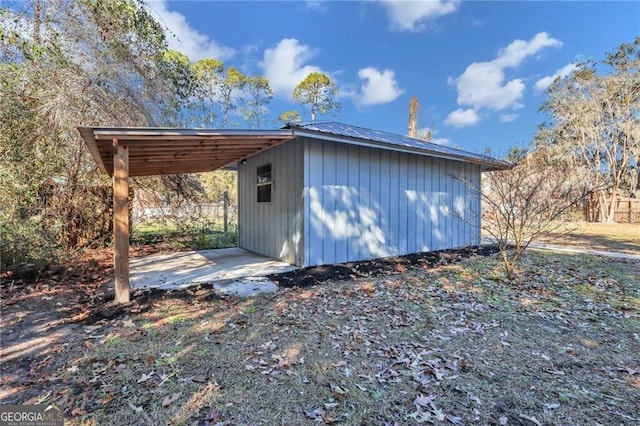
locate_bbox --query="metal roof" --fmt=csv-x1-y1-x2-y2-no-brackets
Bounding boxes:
79,122,510,177
287,121,511,171
78,127,295,177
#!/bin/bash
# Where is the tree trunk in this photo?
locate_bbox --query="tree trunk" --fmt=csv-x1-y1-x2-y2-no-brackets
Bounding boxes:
598,190,609,223
606,185,618,223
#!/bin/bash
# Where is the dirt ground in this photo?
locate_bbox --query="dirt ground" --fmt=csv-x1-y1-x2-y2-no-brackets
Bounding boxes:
1,244,639,425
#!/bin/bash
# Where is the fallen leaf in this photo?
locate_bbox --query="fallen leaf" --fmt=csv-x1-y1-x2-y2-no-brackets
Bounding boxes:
128,403,143,414
431,367,445,381
161,392,180,407
192,374,207,383
122,319,136,328
414,395,435,407
432,406,446,421
158,372,173,386
137,372,154,384
145,355,155,366
304,408,325,420
260,340,276,351
329,383,348,399
518,413,542,426
278,357,292,368
123,330,144,341
408,409,432,422
114,363,126,374
354,383,367,391
467,392,482,405
618,366,639,375
206,409,221,422
323,412,338,424
100,394,114,404
71,407,86,416
324,402,339,409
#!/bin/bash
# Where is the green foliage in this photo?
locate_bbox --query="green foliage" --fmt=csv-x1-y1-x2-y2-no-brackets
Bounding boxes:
132,220,238,250
218,66,247,127
198,170,237,204
161,50,197,110
504,145,529,163
190,58,224,127
0,0,195,272
0,215,62,275
244,75,273,128
276,110,302,125
292,72,340,120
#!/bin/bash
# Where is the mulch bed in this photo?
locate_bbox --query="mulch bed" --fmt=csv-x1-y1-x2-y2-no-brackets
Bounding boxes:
268,245,500,288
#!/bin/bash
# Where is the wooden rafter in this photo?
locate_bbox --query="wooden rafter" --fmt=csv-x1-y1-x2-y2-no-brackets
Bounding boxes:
78,127,295,177
77,127,295,303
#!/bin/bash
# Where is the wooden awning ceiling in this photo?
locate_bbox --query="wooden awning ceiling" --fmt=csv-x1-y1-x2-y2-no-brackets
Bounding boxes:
78,127,296,177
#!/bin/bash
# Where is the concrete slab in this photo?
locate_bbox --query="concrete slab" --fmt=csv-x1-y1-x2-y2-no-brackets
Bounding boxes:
130,247,296,295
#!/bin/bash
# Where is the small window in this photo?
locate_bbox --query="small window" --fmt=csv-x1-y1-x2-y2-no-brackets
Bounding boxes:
257,164,272,203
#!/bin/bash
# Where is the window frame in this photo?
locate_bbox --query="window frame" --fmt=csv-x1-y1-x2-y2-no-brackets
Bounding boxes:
256,164,272,203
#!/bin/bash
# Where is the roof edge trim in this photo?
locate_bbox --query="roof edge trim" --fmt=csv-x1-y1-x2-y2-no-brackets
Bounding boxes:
292,128,511,170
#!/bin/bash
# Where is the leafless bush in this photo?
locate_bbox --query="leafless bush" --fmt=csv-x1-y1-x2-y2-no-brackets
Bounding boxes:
482,151,590,280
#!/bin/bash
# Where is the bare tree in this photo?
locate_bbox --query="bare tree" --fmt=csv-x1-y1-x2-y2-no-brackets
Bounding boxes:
408,96,419,138
481,149,590,280
538,37,640,223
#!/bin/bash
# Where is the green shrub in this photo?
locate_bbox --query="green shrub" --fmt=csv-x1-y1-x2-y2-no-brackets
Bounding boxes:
0,215,63,276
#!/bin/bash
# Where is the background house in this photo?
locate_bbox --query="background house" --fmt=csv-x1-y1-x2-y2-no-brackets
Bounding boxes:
238,122,508,267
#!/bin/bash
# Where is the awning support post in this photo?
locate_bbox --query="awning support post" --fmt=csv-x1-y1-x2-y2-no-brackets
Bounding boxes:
113,138,130,303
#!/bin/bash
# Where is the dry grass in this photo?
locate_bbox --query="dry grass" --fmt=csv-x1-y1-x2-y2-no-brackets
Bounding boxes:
4,250,638,425
539,222,640,255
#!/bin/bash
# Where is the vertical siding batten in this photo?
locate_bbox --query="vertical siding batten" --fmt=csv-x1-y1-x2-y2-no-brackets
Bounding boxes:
358,146,371,260
241,135,484,268
346,144,360,261
238,139,304,263
335,143,349,263
407,154,417,254
398,153,408,254
416,155,425,251
301,138,312,266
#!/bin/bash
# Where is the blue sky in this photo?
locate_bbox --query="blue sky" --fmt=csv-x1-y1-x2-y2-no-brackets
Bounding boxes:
150,1,639,155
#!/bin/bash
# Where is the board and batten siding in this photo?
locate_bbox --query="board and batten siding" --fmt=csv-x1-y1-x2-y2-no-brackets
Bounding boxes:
303,138,480,267
238,140,305,266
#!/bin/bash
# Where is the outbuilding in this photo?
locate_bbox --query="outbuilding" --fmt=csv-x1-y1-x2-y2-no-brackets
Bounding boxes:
79,121,509,302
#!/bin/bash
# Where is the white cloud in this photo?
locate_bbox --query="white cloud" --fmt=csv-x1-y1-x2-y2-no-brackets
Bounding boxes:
415,127,456,147
444,108,480,128
305,0,328,13
499,113,519,123
452,32,561,111
261,38,323,97
431,137,454,146
357,67,404,106
534,63,578,92
493,32,562,68
454,61,526,111
149,1,235,61
379,0,460,32
446,32,562,127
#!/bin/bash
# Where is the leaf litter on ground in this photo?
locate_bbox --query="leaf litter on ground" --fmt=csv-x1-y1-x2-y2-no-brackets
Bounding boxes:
1,246,639,425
